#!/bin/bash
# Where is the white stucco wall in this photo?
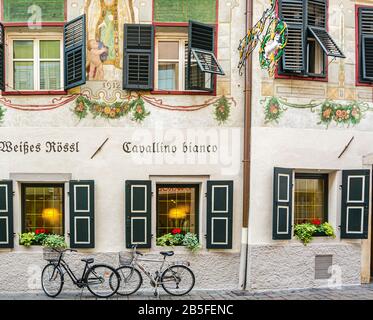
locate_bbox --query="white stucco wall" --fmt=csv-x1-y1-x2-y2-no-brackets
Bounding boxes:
0,0,246,292
247,0,373,291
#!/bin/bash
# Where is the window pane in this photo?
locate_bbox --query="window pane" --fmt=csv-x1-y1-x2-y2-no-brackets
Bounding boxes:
40,40,60,59
156,186,198,241
158,63,178,90
294,176,327,225
13,40,33,59
14,62,34,90
23,185,64,236
40,62,61,90
158,41,179,60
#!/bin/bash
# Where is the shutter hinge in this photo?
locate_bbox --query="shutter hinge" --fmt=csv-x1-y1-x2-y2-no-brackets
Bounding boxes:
12,191,15,196
339,185,342,190
67,232,71,237
204,234,207,238
67,191,70,197
151,192,154,197
205,193,207,197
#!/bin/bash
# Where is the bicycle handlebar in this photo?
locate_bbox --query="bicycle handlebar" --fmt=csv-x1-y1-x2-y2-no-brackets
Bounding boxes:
51,248,78,253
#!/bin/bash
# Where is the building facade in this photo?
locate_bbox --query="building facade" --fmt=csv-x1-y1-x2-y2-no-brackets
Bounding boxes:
247,0,373,291
0,0,245,292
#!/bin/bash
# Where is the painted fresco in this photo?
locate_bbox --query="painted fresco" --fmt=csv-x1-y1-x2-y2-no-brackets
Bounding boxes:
85,0,138,80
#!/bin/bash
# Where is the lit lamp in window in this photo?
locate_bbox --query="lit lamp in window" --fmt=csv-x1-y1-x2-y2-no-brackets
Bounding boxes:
168,205,189,220
42,208,61,223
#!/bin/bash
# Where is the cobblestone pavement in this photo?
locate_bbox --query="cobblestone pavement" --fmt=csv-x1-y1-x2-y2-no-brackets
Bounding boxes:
1,284,373,300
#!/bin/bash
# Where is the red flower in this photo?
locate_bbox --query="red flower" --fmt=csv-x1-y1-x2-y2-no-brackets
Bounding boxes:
35,228,46,235
311,219,321,226
171,228,182,235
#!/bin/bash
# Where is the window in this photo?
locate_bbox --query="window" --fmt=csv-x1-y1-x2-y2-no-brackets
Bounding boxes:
123,21,224,92
155,38,185,91
22,184,64,235
156,185,199,239
8,33,63,91
294,174,328,225
358,7,373,83
278,0,344,77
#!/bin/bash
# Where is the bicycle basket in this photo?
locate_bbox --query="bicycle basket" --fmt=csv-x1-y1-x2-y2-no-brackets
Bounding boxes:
43,248,61,261
119,251,133,265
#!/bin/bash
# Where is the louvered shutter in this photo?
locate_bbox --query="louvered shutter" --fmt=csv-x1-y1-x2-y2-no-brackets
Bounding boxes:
123,24,154,90
359,8,373,82
126,181,152,248
64,15,86,90
0,24,4,91
307,0,345,58
187,21,224,91
273,168,293,240
206,181,233,249
0,181,13,249
279,0,305,73
340,170,370,239
69,181,95,248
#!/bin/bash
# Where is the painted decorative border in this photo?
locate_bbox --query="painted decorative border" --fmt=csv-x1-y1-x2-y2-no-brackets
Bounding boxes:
262,96,369,127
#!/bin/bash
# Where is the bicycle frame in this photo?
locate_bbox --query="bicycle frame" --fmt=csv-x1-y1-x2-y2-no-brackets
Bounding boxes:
131,255,170,286
49,253,97,288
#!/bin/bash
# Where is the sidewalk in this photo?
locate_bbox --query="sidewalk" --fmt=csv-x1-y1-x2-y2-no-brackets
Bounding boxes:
1,285,373,300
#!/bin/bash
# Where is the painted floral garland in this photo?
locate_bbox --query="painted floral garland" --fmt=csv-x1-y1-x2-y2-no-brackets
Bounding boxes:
74,96,150,123
214,96,232,124
0,105,5,123
262,96,369,127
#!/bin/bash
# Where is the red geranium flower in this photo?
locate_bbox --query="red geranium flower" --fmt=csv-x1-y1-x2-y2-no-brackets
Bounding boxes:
171,228,182,235
311,219,321,226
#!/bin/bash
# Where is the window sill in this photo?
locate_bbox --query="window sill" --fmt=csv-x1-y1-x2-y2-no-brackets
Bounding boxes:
2,91,68,96
275,73,328,82
151,90,215,96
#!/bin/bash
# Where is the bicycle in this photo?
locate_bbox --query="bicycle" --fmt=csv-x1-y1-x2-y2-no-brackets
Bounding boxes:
113,245,195,297
41,248,121,298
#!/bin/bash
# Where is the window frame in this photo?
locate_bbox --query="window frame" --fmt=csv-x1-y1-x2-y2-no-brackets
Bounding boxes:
294,173,329,226
155,183,200,243
6,31,64,94
154,34,188,92
276,0,329,81
21,183,65,237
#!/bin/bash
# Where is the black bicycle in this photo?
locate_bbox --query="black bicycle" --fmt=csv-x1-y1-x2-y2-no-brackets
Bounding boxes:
41,248,120,298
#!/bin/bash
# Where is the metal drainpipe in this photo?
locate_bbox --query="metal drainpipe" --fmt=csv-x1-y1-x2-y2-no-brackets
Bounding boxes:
238,0,253,291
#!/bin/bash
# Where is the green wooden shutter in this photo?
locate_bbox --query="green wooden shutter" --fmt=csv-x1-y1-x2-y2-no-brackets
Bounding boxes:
273,168,293,240
64,15,86,90
278,0,305,73
0,23,4,91
69,181,95,248
187,20,223,91
0,181,13,249
341,170,370,239
126,181,152,248
123,24,154,90
359,8,373,82
206,181,233,249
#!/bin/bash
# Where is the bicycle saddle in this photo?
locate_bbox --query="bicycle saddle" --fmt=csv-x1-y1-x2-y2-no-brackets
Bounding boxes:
160,251,174,257
81,258,94,264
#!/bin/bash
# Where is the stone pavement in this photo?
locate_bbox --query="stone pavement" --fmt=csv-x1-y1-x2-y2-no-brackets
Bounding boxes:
1,284,373,300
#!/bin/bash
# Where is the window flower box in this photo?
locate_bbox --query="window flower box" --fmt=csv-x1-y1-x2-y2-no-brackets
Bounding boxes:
156,229,201,253
294,219,336,245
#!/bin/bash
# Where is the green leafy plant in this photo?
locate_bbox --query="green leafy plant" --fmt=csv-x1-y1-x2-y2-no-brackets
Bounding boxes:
129,97,150,122
0,105,6,124
42,234,67,249
294,219,336,246
19,232,36,247
182,233,201,253
156,229,201,252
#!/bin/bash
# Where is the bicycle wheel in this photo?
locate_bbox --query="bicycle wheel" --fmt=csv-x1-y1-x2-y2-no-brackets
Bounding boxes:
85,264,120,298
41,263,64,298
161,265,195,296
114,266,143,296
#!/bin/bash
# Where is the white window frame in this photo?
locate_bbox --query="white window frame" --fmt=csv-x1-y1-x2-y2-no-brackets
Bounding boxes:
155,34,187,91
7,32,64,92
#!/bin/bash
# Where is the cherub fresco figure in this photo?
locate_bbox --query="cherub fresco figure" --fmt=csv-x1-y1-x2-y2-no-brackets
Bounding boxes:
87,40,109,80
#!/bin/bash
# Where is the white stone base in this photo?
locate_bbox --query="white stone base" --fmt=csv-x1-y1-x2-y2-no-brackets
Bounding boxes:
246,243,362,291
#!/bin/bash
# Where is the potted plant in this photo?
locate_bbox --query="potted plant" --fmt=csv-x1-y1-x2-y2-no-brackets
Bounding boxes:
42,234,68,260
294,219,336,246
156,228,201,253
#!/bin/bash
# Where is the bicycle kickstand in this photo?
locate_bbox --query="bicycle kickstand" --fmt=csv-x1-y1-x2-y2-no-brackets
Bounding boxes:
154,287,160,299
79,287,85,300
